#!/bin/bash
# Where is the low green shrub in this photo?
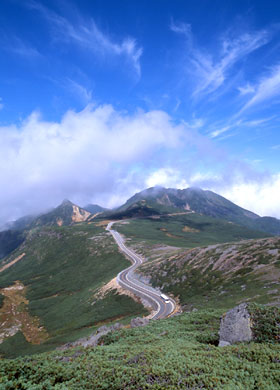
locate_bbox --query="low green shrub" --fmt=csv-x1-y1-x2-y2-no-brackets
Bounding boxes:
248,303,280,344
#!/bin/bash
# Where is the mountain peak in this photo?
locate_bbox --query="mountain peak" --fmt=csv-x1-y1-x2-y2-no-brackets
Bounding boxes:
61,199,73,206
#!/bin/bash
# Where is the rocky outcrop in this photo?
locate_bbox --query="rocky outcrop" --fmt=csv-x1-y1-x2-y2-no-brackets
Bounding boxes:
130,317,150,328
57,316,151,351
219,303,253,346
57,323,124,350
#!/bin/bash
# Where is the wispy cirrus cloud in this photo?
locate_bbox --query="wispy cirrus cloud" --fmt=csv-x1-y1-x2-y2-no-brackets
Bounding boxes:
1,35,41,58
28,1,142,77
171,21,270,98
66,79,93,105
239,64,280,113
209,116,275,138
210,125,231,138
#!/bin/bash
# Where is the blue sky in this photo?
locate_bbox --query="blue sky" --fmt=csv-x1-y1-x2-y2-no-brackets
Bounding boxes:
1,0,280,223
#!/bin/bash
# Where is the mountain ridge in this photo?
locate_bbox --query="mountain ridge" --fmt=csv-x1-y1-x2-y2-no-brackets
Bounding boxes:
103,186,280,235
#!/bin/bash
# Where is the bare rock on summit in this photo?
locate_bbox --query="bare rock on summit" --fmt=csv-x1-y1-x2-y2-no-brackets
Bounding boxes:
219,303,253,346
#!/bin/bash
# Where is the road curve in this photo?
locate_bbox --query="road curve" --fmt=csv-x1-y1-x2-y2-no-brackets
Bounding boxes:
106,222,175,320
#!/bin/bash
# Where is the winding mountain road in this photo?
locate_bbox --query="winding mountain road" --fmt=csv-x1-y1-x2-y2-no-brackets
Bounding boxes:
106,222,175,320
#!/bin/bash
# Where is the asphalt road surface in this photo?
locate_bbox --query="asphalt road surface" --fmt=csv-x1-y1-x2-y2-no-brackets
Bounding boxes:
106,222,175,320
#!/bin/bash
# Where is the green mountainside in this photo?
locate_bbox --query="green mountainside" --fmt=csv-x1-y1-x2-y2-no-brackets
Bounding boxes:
113,213,269,249
0,223,146,358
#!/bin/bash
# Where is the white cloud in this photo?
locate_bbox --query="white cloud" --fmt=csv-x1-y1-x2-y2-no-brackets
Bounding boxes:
146,168,189,189
240,64,280,113
237,83,255,95
0,105,184,224
210,126,231,138
170,20,192,40
1,101,279,225
171,22,270,97
66,79,92,104
221,174,280,218
28,1,142,76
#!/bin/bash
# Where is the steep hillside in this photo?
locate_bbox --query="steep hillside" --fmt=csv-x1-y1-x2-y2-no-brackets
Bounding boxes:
0,223,147,357
108,186,280,235
138,236,280,310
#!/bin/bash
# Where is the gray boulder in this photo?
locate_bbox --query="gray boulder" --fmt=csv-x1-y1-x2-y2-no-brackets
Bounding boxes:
219,303,253,346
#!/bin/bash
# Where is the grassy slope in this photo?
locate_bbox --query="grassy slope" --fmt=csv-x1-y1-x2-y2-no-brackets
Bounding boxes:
139,236,280,311
0,223,147,357
114,214,269,248
0,308,279,389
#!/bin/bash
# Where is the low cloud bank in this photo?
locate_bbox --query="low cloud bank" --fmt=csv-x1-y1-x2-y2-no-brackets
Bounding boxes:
1,104,278,226
0,105,183,224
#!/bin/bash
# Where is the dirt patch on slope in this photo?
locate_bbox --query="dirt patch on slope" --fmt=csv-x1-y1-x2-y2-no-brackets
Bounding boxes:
0,281,48,344
0,253,26,273
72,205,91,223
92,278,156,317
56,218,63,226
182,226,200,233
93,277,139,302
160,228,181,239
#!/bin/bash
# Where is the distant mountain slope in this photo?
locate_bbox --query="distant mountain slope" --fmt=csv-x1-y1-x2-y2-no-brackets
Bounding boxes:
0,230,25,259
83,204,108,214
107,187,280,235
30,199,92,227
9,200,94,231
113,213,269,249
0,201,94,256
101,199,175,220
8,215,37,231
